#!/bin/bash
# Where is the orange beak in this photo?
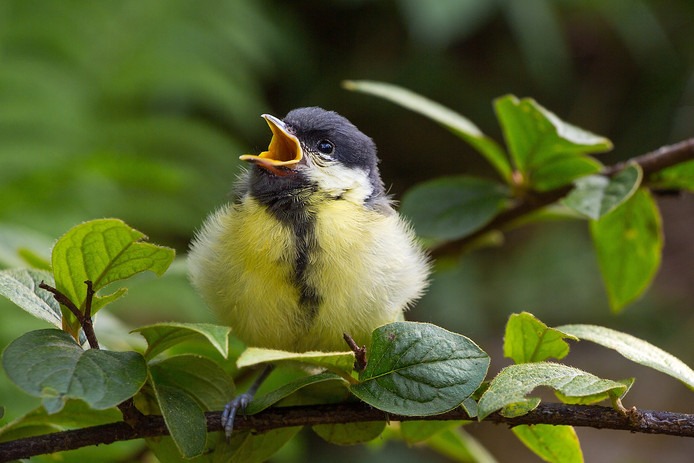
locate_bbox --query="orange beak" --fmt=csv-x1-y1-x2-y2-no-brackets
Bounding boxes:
240,114,302,174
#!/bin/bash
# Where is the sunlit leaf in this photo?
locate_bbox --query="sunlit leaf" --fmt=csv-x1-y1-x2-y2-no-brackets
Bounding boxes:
427,426,498,463
512,424,583,463
51,219,175,336
494,95,611,188
590,189,662,311
504,312,577,363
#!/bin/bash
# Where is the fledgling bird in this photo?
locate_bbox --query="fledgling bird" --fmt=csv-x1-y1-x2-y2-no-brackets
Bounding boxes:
187,107,430,435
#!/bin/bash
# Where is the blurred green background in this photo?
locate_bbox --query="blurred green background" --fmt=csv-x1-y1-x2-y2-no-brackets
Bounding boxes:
1,0,693,461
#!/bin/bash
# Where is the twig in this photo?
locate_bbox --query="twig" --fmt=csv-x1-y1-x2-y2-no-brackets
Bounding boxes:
343,333,368,371
431,137,694,258
39,281,83,323
82,280,99,349
1,402,693,462
38,281,145,426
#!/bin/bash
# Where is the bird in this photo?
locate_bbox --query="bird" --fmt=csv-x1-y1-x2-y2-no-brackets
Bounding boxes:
187,107,430,436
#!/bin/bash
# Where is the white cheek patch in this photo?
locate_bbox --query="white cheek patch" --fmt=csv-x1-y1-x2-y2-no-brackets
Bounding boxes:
303,159,373,204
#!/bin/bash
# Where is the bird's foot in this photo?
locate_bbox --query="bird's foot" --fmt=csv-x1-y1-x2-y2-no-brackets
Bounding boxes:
221,392,254,441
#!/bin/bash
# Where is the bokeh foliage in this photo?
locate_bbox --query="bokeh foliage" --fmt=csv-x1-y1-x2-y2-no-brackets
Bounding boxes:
1,0,693,462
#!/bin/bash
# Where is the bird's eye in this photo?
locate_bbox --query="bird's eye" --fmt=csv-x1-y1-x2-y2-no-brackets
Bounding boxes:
316,139,334,155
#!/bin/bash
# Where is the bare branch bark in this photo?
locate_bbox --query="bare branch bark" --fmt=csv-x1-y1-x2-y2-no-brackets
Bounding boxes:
1,402,693,462
431,137,694,258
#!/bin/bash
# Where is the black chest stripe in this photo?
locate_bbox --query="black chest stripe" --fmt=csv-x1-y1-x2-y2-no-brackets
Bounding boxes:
250,187,322,329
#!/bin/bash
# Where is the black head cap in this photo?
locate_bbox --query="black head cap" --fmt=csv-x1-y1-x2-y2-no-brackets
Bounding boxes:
283,107,386,201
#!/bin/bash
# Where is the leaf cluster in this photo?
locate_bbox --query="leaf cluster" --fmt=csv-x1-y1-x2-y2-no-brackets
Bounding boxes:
346,81,693,312
1,85,693,462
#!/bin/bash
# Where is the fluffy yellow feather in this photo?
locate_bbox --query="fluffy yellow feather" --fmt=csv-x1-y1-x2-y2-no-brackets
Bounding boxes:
188,107,429,353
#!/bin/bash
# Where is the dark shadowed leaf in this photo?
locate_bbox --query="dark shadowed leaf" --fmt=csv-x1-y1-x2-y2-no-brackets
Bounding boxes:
2,329,146,414
350,322,489,416
401,176,509,241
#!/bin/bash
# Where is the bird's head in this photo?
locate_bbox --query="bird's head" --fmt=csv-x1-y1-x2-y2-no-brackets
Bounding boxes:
241,107,386,205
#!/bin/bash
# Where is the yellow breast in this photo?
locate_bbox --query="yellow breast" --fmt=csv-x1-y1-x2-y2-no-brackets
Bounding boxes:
188,194,429,352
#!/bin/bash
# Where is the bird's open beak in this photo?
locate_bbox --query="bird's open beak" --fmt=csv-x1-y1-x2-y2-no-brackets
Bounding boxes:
240,114,302,174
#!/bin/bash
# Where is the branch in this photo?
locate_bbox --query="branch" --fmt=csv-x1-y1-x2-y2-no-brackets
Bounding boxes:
431,137,694,258
1,402,693,461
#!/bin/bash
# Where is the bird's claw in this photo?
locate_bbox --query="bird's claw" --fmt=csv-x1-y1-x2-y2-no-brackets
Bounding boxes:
221,392,254,441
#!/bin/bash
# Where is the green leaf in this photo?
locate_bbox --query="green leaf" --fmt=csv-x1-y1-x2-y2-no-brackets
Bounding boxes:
132,322,232,360
494,95,612,188
512,424,583,463
246,371,345,415
148,356,226,459
313,421,386,445
477,362,628,420
0,268,61,327
343,80,512,181
51,219,175,326
215,427,302,463
145,436,211,463
237,347,355,374
426,427,499,463
649,159,694,192
150,384,206,458
554,378,634,405
401,176,509,241
500,397,541,418
350,322,490,416
0,400,121,441
590,189,663,311
148,354,235,411
2,329,147,413
563,164,643,219
504,312,577,363
530,156,603,192
557,324,694,391
0,224,53,269
399,420,468,444
461,397,478,418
